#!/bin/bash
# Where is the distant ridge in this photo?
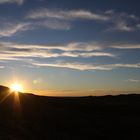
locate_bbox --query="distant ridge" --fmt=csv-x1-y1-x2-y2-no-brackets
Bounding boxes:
0,85,10,94
0,85,140,139
0,84,139,98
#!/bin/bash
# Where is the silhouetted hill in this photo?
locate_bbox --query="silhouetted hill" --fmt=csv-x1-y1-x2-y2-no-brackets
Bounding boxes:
0,85,10,94
0,85,140,139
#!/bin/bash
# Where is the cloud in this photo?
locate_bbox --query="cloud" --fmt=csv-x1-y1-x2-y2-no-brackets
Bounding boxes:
0,20,70,37
26,9,109,30
1,41,140,62
0,9,137,34
32,62,113,71
27,9,109,21
109,63,140,69
0,66,5,69
0,42,114,60
7,42,103,51
61,52,115,58
136,24,140,28
105,10,115,15
0,0,24,5
125,79,140,83
0,41,140,71
32,61,140,71
0,23,30,37
33,78,43,84
114,20,134,31
26,8,140,32
105,10,140,32
111,44,140,49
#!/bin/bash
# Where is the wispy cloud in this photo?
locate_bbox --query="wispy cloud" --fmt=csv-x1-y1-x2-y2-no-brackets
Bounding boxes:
0,9,138,36
0,42,114,60
32,62,113,71
0,41,140,71
8,42,103,51
113,20,134,31
27,8,140,32
0,0,24,5
125,79,140,82
105,10,140,32
109,63,140,69
32,61,140,71
0,22,30,37
27,9,109,21
111,44,140,49
26,9,110,31
0,66,5,69
61,52,115,58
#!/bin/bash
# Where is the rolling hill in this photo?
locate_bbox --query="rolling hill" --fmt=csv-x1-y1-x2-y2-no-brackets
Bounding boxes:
0,85,140,139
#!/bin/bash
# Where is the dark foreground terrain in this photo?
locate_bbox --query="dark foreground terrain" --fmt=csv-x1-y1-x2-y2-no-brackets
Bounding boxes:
0,85,140,140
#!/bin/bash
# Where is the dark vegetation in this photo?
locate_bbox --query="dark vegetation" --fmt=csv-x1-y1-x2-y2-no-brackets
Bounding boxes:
0,85,140,139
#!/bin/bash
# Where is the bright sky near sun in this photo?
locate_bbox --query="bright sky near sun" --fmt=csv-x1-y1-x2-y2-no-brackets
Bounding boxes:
0,0,140,96
10,83,23,92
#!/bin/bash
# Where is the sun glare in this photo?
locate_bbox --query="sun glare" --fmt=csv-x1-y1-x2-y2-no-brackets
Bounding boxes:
10,83,23,93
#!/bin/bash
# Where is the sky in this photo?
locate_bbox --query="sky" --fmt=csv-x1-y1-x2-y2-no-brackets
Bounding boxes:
0,0,140,96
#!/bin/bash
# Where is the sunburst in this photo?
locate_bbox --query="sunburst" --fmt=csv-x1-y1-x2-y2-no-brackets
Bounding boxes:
10,83,23,93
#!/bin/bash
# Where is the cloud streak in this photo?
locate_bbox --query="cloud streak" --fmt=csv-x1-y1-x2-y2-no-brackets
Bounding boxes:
32,61,140,71
5,42,103,51
26,9,110,30
0,9,139,37
0,66,5,69
27,8,140,32
0,23,30,37
32,62,112,71
0,41,140,71
0,0,24,5
28,9,109,21
0,42,114,60
105,10,140,32
111,44,140,49
126,79,140,82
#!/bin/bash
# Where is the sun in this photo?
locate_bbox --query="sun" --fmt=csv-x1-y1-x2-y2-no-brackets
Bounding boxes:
10,83,23,93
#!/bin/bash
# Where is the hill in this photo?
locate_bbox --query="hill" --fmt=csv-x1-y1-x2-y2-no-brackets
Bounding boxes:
0,85,140,139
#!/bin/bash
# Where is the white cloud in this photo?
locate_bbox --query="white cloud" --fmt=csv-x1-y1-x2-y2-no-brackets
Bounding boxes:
0,51,115,59
0,0,24,5
0,42,114,60
105,10,140,32
125,79,140,82
9,42,103,51
0,66,5,69
27,9,109,21
32,62,112,71
0,23,30,37
111,44,140,49
114,20,134,31
108,63,140,69
0,41,140,71
27,8,140,32
32,62,140,71
62,52,115,58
